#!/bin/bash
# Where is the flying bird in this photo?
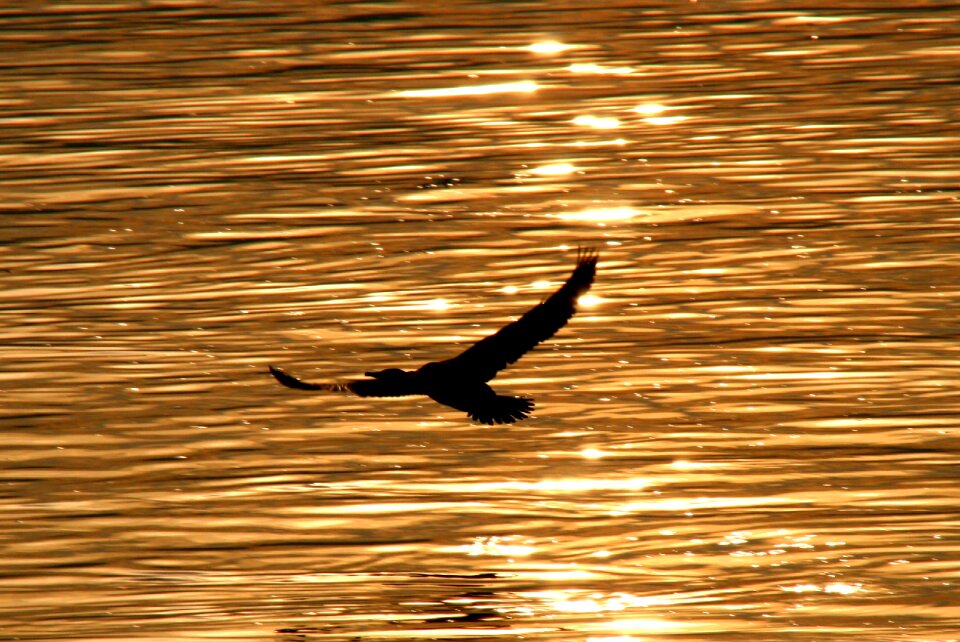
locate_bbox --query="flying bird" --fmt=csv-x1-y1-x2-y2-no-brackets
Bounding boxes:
269,248,598,424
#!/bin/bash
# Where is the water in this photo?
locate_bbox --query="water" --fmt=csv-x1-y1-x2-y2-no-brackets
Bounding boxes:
2,2,960,640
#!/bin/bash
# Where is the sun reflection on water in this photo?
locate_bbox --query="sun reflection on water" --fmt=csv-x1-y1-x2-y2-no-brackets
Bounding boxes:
554,206,641,222
528,40,572,54
399,80,539,98
579,447,608,459
577,294,604,308
782,582,862,595
572,115,622,129
524,589,668,613
633,103,667,115
571,137,630,147
643,114,688,126
611,495,806,515
633,103,688,125
8,2,960,640
420,298,451,311
470,477,654,493
528,162,579,176
459,535,536,557
513,590,689,638
669,459,729,471
568,62,635,75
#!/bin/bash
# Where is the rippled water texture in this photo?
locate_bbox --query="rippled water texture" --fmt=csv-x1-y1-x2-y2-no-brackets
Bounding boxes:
3,2,960,640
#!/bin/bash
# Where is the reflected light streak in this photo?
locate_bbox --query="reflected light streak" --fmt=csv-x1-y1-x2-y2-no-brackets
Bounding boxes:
572,138,629,147
580,447,607,459
460,535,536,557
526,590,669,614
421,298,450,311
670,459,729,470
739,371,884,380
644,115,687,126
554,206,640,222
826,582,862,595
524,591,686,637
370,298,452,312
474,478,654,493
569,63,634,74
577,294,603,308
573,115,621,129
633,103,687,126
399,81,539,98
634,103,667,115
689,268,727,275
528,41,570,54
529,162,578,176
613,495,805,514
782,582,862,595
535,570,598,581
607,619,685,633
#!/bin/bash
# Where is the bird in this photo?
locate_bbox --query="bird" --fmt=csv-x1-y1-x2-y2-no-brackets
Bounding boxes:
269,248,598,424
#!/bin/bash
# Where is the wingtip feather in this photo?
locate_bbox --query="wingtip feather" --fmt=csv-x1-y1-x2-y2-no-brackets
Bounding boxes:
575,245,600,272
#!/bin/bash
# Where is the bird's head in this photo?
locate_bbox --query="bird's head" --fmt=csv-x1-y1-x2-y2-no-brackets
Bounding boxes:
364,367,409,381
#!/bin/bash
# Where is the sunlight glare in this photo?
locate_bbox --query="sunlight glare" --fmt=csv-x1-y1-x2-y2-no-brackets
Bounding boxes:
527,590,667,614
670,459,728,470
460,535,536,557
577,294,603,308
529,162,578,176
608,618,685,632
826,582,862,595
613,495,805,514
529,41,570,54
633,103,667,115
400,81,539,98
475,478,653,493
580,447,607,459
782,582,861,595
416,298,450,311
569,63,634,74
573,115,621,129
633,104,687,125
571,138,630,147
555,206,640,222
645,115,687,125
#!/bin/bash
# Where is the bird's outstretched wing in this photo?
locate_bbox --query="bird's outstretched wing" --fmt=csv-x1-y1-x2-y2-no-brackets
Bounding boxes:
465,395,535,425
444,248,598,382
268,365,417,397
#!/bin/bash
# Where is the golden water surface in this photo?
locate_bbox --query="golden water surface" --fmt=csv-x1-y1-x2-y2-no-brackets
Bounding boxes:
2,2,960,640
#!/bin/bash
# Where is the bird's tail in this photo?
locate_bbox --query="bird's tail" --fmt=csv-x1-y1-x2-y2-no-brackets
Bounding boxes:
470,396,535,425
269,365,350,392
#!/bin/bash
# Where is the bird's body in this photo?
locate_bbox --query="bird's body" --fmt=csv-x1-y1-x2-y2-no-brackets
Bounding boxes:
269,248,598,424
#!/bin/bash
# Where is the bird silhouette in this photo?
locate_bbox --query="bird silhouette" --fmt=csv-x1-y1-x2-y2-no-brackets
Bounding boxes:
269,248,598,424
